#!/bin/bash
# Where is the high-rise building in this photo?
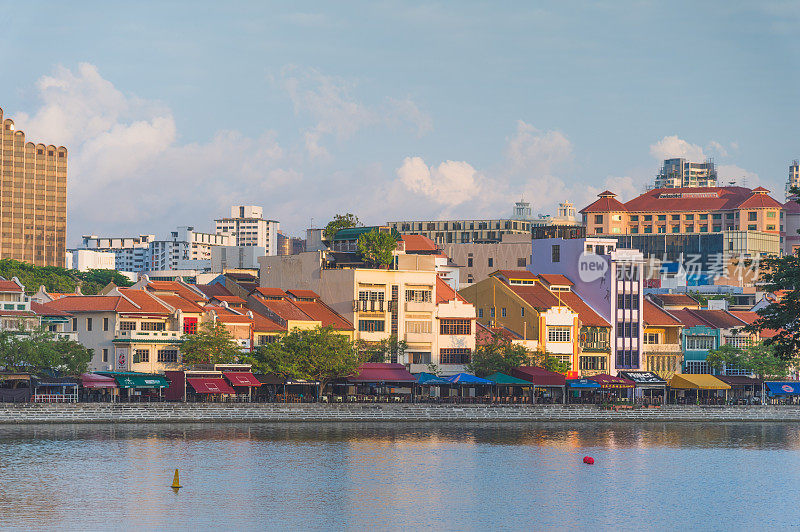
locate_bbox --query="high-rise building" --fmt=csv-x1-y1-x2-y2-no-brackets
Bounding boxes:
215,205,279,256
0,107,67,266
654,158,717,189
788,160,800,200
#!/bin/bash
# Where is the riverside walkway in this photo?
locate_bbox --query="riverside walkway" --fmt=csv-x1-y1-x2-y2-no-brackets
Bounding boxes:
0,403,799,423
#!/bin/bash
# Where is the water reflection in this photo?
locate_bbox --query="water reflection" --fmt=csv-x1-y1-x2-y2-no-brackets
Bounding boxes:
0,422,798,529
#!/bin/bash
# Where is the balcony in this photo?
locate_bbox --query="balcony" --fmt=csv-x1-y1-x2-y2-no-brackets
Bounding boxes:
114,330,184,343
405,301,434,312
643,343,681,353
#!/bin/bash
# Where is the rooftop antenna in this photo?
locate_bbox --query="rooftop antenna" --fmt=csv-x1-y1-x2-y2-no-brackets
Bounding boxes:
741,176,748,188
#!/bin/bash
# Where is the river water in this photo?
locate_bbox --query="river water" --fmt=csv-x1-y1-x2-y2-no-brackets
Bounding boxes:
1,422,798,530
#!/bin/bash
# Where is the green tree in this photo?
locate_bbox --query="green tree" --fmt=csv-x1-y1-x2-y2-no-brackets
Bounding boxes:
707,343,790,379
77,269,134,294
324,213,361,240
745,187,800,361
179,321,241,365
246,326,366,398
706,344,744,373
0,328,92,374
0,259,133,295
358,335,407,363
357,229,397,267
467,332,531,377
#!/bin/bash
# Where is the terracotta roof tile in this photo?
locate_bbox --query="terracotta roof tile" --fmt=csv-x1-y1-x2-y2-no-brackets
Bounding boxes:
291,300,353,330
537,274,574,287
153,293,206,313
643,299,682,327
194,283,234,298
254,287,287,298
286,289,320,300
118,289,172,314
580,192,628,213
435,276,465,304
257,298,313,322
0,280,23,292
493,270,537,281
147,281,206,302
31,301,72,317
558,290,609,327
621,186,782,213
401,234,439,252
250,310,286,333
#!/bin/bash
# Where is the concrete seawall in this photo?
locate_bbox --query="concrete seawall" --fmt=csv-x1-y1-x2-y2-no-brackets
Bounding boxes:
0,404,799,423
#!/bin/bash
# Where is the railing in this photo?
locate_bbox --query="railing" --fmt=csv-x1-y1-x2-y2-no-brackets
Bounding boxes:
353,300,388,313
34,394,78,403
643,343,682,353
115,330,183,341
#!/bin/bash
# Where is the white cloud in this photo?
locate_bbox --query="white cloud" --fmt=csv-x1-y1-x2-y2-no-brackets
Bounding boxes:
707,140,728,158
397,157,486,207
649,135,706,161
717,164,761,188
505,120,572,175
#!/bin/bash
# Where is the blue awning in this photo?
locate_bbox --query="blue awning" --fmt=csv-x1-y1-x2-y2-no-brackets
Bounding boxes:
567,378,601,389
765,382,800,396
417,372,451,385
446,373,493,385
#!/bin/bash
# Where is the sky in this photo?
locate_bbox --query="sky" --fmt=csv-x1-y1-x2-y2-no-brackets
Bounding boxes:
1,1,799,246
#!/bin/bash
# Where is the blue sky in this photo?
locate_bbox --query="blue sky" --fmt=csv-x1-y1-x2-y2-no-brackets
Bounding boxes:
1,1,798,245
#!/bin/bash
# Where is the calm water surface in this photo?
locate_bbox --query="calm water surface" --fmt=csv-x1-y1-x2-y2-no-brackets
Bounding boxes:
1,422,799,530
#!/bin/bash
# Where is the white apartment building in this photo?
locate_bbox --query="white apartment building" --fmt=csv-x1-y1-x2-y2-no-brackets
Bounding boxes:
654,158,718,189
65,249,116,271
79,234,154,272
211,245,266,272
215,205,279,256
788,160,799,200
147,226,232,271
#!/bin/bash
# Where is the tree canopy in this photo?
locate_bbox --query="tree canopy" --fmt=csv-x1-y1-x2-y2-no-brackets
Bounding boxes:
467,332,531,377
0,259,133,295
324,213,361,240
179,321,242,365
0,328,93,375
358,335,407,363
706,343,790,379
246,326,366,395
745,187,800,360
357,229,397,267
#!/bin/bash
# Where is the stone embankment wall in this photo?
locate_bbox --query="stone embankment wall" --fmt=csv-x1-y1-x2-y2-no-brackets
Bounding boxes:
0,403,798,423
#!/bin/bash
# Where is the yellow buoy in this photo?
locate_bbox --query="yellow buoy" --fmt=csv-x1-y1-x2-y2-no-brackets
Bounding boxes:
171,469,182,489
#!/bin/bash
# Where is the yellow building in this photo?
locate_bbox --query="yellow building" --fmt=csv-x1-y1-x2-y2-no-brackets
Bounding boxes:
642,299,684,379
0,107,67,267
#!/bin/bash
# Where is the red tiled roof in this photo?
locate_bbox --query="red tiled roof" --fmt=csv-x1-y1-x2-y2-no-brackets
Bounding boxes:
286,289,320,300
207,306,253,324
784,199,800,214
671,308,747,329
620,186,782,213
738,193,785,209
194,283,233,298
258,298,313,322
493,270,537,281
537,274,574,287
0,280,23,292
153,293,206,314
435,276,465,304
580,192,628,213
643,300,682,327
118,289,172,314
250,310,286,333
668,309,708,328
475,322,524,345
729,311,780,339
401,234,439,252
0,310,36,317
212,295,247,304
147,281,206,302
503,280,561,311
558,290,609,327
30,301,72,317
254,287,287,298
44,296,134,313
48,292,79,299
291,300,353,330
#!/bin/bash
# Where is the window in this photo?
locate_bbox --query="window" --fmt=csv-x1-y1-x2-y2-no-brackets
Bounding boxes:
726,336,752,349
671,214,680,220
103,317,109,331
440,348,471,365
133,349,149,363
766,225,776,231
517,257,527,267
488,257,493,267
684,361,709,374
579,356,606,371
748,224,757,231
767,211,776,218
501,307,507,317
411,352,432,365
658,215,666,221
490,307,495,318
686,336,715,350
699,214,708,220
644,332,660,344
406,321,431,334
183,318,198,334
440,319,471,335
594,215,603,224
157,349,178,363
358,319,385,332
547,326,571,343
72,318,77,331
467,274,474,284
86,318,92,331
140,322,165,331
551,245,560,263
685,214,694,220
520,307,525,317
258,335,279,345
748,211,757,221
467,257,473,267
672,225,680,233
629,215,639,222
643,215,652,221
478,308,483,318
102,349,108,363
119,321,136,331
405,289,432,303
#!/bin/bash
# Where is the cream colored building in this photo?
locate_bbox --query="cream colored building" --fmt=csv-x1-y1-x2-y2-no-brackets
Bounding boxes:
0,107,67,267
259,251,476,375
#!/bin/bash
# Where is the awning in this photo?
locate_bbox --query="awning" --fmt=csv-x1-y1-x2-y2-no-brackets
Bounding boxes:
349,363,417,383
446,373,493,385
582,373,634,389
113,374,170,389
80,373,118,389
716,375,763,387
223,372,262,387
765,382,800,396
255,373,285,385
0,373,30,381
669,374,730,390
484,372,532,386
417,372,451,385
618,371,667,388
567,378,601,389
187,377,236,394
511,366,566,386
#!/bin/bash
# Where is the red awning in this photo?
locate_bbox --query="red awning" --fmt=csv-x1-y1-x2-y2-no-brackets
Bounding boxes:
348,363,417,383
187,377,236,394
224,371,262,387
511,366,566,386
80,373,118,389
590,373,635,389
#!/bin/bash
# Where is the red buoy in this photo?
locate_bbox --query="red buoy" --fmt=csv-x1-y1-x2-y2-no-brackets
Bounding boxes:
583,456,594,465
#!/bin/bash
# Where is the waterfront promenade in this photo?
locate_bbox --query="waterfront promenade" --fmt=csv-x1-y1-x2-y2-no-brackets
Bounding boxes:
1,403,800,423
